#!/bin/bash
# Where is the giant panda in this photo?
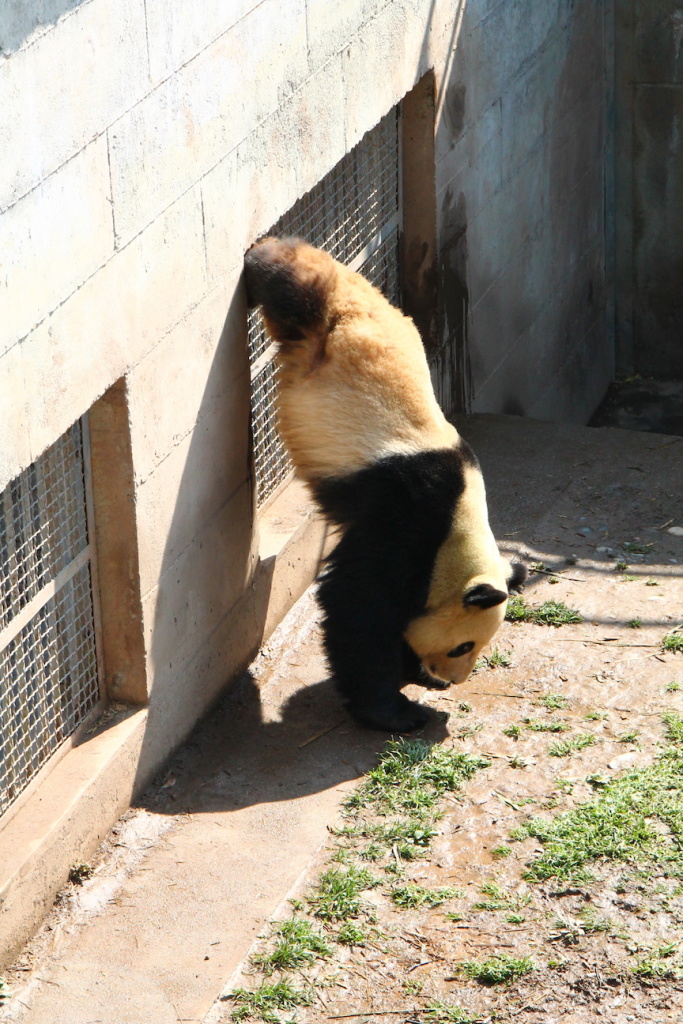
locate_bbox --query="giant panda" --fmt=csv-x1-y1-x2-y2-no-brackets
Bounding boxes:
244,237,526,733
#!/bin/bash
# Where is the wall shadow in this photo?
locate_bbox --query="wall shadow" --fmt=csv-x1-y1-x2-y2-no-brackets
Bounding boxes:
0,0,88,56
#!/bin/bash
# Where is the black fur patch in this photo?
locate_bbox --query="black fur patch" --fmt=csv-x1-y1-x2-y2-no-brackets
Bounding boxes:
312,446,475,731
462,582,508,609
244,237,327,342
507,561,528,593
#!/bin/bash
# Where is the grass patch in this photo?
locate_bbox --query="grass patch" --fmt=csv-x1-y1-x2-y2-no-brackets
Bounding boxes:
483,648,512,668
666,681,681,693
492,844,512,859
615,561,629,571
423,1003,480,1023
391,883,462,909
227,980,313,1022
506,598,582,626
524,717,569,733
585,709,608,721
251,919,331,974
307,866,378,921
503,724,521,740
346,740,489,817
548,734,596,758
627,618,641,629
623,541,653,555
336,922,366,946
617,731,639,744
459,953,535,985
539,693,570,711
514,717,683,881
663,631,683,654
473,881,530,914
632,944,682,980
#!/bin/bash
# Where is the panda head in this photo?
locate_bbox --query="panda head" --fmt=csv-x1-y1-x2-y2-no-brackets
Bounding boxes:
404,560,527,686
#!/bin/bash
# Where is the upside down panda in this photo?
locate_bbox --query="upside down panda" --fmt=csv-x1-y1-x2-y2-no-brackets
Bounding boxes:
244,237,526,733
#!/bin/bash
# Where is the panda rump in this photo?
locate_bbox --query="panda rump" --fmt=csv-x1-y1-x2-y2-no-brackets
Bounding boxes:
244,237,525,732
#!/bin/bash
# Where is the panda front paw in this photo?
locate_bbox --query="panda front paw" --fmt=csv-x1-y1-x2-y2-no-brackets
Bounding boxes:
348,693,431,733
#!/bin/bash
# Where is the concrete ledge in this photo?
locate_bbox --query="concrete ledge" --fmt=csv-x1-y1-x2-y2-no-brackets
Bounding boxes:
256,476,331,642
0,708,147,967
0,476,327,970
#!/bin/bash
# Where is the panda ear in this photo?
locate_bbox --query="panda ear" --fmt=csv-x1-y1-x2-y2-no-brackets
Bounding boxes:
463,583,508,609
506,561,528,594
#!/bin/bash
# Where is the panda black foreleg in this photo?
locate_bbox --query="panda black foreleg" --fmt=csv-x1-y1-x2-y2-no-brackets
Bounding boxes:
317,565,430,733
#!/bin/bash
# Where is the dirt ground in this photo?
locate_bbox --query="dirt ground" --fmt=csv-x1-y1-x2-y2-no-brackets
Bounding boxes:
2,419,681,1024
217,433,683,1024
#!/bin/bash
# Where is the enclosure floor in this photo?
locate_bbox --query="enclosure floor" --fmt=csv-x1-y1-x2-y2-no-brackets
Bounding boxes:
2,414,682,1024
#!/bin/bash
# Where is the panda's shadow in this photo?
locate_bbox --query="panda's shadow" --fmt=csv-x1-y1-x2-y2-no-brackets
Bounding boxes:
140,671,450,817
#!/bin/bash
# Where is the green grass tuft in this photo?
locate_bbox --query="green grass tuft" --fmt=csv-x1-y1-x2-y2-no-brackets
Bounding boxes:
539,693,570,711
663,711,683,745
663,631,683,654
483,647,512,668
346,739,489,817
423,1003,480,1023
520,734,683,882
251,918,331,974
548,734,595,758
336,922,367,946
506,598,582,626
307,866,378,921
227,980,313,1022
391,883,462,909
459,953,535,985
524,717,569,733
627,618,641,628
503,724,521,740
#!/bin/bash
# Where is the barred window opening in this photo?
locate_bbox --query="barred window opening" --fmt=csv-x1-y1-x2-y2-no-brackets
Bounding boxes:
0,420,100,817
248,107,401,507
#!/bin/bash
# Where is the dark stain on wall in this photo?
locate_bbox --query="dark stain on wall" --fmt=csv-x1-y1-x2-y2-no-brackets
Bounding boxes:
438,185,472,414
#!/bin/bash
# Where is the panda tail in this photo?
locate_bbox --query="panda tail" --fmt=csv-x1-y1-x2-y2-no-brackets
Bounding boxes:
244,236,335,346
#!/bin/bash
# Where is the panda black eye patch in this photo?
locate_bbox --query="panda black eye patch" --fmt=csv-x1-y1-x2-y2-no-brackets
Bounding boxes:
447,641,475,658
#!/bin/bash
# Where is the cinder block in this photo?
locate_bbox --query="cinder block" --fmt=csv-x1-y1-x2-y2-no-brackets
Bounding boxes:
632,83,683,377
436,99,502,221
128,279,249,483
0,0,148,210
342,0,430,153
141,481,257,677
527,319,613,424
145,0,261,84
0,343,31,492
20,188,207,469
134,373,251,597
108,0,307,246
202,54,347,282
440,0,564,142
473,244,607,417
305,0,383,71
634,0,683,85
0,138,113,356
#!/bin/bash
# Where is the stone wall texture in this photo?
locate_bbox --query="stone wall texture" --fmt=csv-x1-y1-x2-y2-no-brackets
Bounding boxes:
615,0,683,378
0,0,615,778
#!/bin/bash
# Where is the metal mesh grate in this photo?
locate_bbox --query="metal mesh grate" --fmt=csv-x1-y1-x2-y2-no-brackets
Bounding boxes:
249,107,401,506
0,422,100,816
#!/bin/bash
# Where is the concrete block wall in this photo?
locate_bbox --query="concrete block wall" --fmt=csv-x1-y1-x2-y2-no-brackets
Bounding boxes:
0,0,615,826
615,0,683,380
433,0,615,422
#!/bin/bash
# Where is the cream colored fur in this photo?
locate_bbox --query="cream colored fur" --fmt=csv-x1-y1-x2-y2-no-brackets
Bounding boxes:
254,239,511,684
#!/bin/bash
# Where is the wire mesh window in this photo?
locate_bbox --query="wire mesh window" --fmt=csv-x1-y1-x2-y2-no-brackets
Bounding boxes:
0,420,100,817
248,107,401,507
